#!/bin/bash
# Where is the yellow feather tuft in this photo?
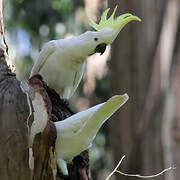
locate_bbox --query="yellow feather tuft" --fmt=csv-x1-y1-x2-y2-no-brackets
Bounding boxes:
89,6,141,31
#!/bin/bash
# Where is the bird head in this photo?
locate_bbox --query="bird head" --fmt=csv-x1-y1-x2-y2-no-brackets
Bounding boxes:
78,6,141,56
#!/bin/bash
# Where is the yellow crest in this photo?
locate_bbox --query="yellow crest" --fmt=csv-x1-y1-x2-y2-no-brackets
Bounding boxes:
89,6,141,31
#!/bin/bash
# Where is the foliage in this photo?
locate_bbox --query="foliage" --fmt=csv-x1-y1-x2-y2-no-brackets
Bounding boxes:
4,0,76,79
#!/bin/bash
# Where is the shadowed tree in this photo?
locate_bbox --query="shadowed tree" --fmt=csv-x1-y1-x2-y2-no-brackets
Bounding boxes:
108,0,180,179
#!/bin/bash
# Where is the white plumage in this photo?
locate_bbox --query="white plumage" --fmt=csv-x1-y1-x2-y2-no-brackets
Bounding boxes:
30,28,118,98
30,8,141,98
55,94,129,175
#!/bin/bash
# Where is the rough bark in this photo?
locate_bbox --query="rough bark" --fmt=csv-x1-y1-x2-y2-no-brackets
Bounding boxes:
0,49,31,180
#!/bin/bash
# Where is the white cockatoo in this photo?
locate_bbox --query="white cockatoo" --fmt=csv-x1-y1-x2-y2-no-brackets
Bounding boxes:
30,7,141,98
55,94,129,175
22,75,129,175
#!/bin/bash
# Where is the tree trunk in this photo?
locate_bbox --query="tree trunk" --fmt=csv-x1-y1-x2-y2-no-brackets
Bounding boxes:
0,49,31,180
0,48,91,179
108,0,179,179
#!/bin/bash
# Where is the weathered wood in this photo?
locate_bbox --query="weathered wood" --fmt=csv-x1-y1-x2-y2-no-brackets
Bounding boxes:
0,49,31,180
35,75,91,180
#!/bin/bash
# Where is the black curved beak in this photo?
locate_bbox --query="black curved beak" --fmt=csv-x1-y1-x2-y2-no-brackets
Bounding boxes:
95,43,107,55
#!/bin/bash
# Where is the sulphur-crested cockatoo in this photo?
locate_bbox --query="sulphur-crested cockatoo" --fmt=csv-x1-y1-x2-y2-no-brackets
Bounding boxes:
30,7,141,99
55,94,129,175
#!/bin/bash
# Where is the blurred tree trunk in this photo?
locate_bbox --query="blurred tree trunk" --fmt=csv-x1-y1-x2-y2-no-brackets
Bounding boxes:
171,10,180,180
109,0,180,179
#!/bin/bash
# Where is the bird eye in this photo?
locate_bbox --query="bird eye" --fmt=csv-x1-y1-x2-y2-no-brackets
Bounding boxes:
94,38,98,41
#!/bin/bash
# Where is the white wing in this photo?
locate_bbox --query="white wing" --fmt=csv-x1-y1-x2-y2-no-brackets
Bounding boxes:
69,61,86,98
30,41,56,77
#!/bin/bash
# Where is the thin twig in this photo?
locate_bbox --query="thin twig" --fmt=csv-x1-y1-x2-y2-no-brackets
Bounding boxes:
106,155,176,180
116,167,176,178
105,155,126,180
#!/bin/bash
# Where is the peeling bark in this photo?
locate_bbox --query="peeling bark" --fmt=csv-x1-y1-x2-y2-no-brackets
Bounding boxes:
30,75,91,180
